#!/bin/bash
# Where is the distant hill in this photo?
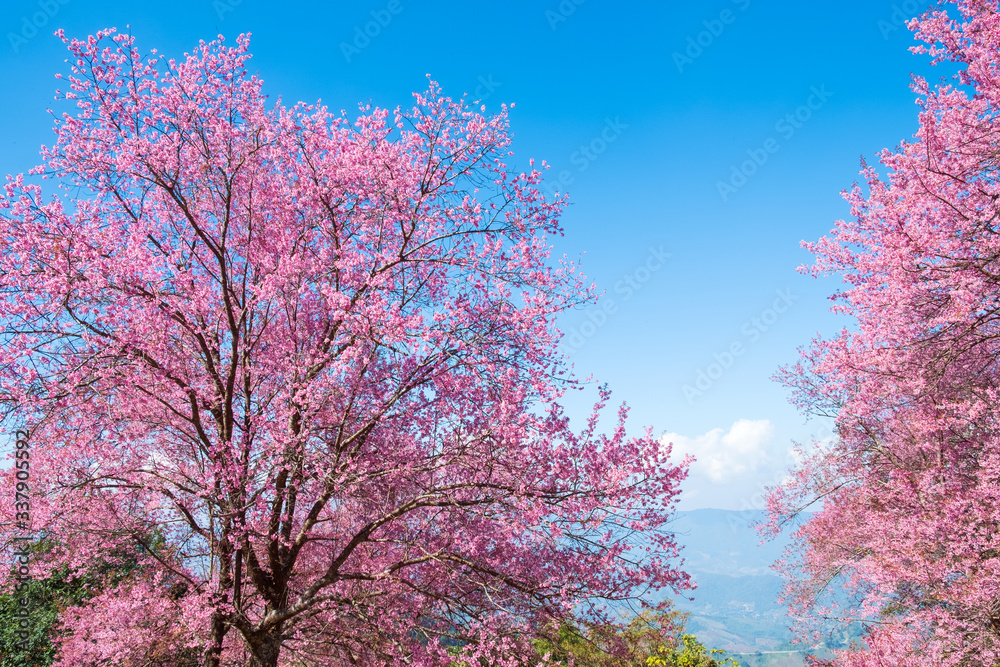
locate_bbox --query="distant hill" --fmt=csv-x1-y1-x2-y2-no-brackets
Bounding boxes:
663,509,807,665
670,508,793,576
681,571,785,618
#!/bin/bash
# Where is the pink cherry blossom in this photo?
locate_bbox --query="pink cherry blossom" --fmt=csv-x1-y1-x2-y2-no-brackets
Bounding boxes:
764,1,1000,664
0,30,691,667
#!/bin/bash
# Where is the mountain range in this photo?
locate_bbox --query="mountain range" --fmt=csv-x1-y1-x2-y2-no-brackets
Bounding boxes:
661,509,817,666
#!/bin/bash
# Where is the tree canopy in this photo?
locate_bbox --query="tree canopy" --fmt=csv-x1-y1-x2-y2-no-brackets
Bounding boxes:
0,29,690,667
765,1,1000,664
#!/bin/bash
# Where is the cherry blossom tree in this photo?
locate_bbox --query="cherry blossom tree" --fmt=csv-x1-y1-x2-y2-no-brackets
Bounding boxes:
0,30,691,667
764,1,1000,664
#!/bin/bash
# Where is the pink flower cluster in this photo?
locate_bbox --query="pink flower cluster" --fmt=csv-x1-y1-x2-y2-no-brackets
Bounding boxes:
765,1,1000,664
0,29,691,666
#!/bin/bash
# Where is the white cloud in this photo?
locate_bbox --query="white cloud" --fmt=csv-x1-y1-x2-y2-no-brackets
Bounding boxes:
661,419,775,483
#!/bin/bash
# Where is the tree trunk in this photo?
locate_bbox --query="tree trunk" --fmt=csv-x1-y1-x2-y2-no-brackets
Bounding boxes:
203,612,228,667
246,627,283,667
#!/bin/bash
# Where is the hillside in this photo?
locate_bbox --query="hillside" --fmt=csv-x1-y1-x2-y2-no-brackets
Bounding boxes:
666,510,806,664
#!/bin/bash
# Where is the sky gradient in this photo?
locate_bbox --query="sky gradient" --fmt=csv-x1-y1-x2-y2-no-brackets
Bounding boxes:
0,0,937,511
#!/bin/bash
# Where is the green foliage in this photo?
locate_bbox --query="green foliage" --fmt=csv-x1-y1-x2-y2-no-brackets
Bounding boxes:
645,634,739,667
533,609,742,667
0,532,174,667
0,552,91,667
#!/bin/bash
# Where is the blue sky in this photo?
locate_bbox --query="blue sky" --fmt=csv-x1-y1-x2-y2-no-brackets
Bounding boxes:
0,0,935,510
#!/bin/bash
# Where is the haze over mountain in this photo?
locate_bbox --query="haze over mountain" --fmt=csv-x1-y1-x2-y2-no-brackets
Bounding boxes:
666,509,808,666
